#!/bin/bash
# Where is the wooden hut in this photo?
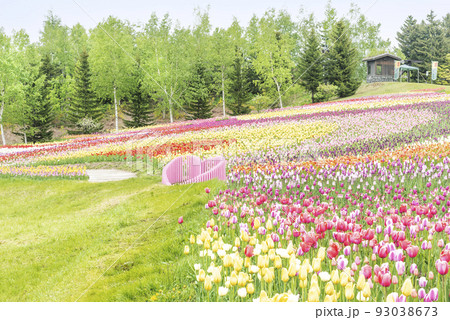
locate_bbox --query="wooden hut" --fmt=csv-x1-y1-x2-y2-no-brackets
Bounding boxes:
362,53,402,83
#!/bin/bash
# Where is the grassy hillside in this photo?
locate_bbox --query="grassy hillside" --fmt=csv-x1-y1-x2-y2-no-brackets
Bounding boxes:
350,82,450,98
0,174,225,301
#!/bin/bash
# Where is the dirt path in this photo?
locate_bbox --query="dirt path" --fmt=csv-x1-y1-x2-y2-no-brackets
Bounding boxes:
86,169,137,182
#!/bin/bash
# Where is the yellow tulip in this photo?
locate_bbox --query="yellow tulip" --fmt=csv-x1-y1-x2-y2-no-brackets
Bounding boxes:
362,282,371,298
312,258,321,272
267,237,274,249
238,272,248,287
258,290,270,302
223,254,232,267
325,281,335,296
317,247,326,261
308,286,320,302
274,256,282,269
249,237,256,246
268,249,276,260
340,272,349,287
311,274,319,287
241,231,249,242
212,268,222,283
204,275,212,291
198,269,206,282
204,239,210,250
401,278,413,297
281,268,289,283
386,293,396,302
253,218,261,229
356,273,366,291
190,235,195,244
247,283,255,295
266,219,273,231
261,241,268,253
233,257,243,272
299,279,307,288
288,261,297,277
230,271,238,286
257,255,265,269
264,268,274,283
324,295,334,302
345,283,354,300
299,265,308,281
331,270,340,284
234,237,240,248
287,242,295,255
244,257,251,268
213,231,218,239
183,245,189,255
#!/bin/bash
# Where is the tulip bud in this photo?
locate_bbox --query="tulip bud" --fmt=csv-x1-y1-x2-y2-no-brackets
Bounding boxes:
281,268,289,283
362,282,371,298
345,283,355,300
190,235,195,244
356,273,366,291
401,278,413,297
184,245,190,255
331,270,340,284
325,281,335,296
246,283,255,295
204,275,212,291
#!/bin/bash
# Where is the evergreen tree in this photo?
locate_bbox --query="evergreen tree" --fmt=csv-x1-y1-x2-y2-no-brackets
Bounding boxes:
228,47,252,115
184,61,213,119
415,11,447,75
68,51,101,129
397,16,420,60
299,26,323,103
324,19,360,98
123,75,155,128
436,53,450,85
24,55,55,143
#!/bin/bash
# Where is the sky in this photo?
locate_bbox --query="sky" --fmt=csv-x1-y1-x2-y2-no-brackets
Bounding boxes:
0,0,449,47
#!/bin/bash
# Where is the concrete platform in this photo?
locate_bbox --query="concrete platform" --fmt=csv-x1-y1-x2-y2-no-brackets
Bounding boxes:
86,169,137,182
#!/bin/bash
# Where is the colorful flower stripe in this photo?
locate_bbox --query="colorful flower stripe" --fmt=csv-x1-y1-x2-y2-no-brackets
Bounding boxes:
0,164,87,178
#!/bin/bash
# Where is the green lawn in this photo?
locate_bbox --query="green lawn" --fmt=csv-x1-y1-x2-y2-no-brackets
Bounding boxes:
349,82,450,98
0,175,225,301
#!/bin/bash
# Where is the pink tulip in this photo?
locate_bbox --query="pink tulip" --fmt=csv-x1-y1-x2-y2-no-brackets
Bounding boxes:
418,277,427,288
380,273,392,287
395,261,405,276
343,246,351,256
178,216,183,224
418,288,426,299
435,259,449,275
362,265,372,279
429,288,439,301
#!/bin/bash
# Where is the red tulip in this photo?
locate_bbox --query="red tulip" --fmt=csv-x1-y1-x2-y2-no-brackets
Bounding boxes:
440,249,450,262
378,245,388,258
178,216,184,224
244,245,254,258
327,242,340,259
380,273,392,287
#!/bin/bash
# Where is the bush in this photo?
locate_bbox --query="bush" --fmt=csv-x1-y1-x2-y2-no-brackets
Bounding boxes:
74,117,103,134
249,95,273,113
315,84,338,102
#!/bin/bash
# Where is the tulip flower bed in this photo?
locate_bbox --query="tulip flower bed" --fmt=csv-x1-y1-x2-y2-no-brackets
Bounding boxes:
185,151,450,302
0,164,87,179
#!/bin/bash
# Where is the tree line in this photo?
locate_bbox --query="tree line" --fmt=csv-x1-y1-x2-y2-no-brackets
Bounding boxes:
0,2,406,144
397,11,450,83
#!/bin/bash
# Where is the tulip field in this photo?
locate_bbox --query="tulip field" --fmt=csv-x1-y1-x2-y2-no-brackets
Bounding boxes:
2,89,450,302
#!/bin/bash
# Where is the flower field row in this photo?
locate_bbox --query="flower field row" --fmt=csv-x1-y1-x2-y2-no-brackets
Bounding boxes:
0,165,87,179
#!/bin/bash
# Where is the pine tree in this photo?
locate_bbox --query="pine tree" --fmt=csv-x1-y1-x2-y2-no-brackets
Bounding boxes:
228,47,252,115
123,77,155,128
68,51,102,128
184,61,213,119
415,11,447,75
436,53,450,85
396,16,420,60
24,55,55,143
324,19,360,98
299,26,323,103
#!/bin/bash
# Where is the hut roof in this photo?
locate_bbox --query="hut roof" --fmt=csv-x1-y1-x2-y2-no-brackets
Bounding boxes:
362,53,402,62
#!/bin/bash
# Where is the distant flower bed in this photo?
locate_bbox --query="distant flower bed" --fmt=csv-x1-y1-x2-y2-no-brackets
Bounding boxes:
0,164,87,179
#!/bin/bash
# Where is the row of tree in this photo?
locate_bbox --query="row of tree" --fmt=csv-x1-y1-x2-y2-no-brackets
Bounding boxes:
0,2,394,144
397,11,450,82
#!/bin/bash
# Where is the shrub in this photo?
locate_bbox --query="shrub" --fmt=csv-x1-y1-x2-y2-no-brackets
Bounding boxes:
249,95,273,113
315,84,338,102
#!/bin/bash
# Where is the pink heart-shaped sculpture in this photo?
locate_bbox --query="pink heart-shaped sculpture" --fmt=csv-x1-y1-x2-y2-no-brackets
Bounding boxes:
162,155,226,185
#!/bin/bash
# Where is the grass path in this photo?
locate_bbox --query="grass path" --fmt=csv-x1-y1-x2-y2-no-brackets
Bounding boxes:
0,176,225,301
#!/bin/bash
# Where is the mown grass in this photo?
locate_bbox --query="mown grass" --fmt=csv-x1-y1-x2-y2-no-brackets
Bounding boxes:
0,175,226,301
350,82,450,98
